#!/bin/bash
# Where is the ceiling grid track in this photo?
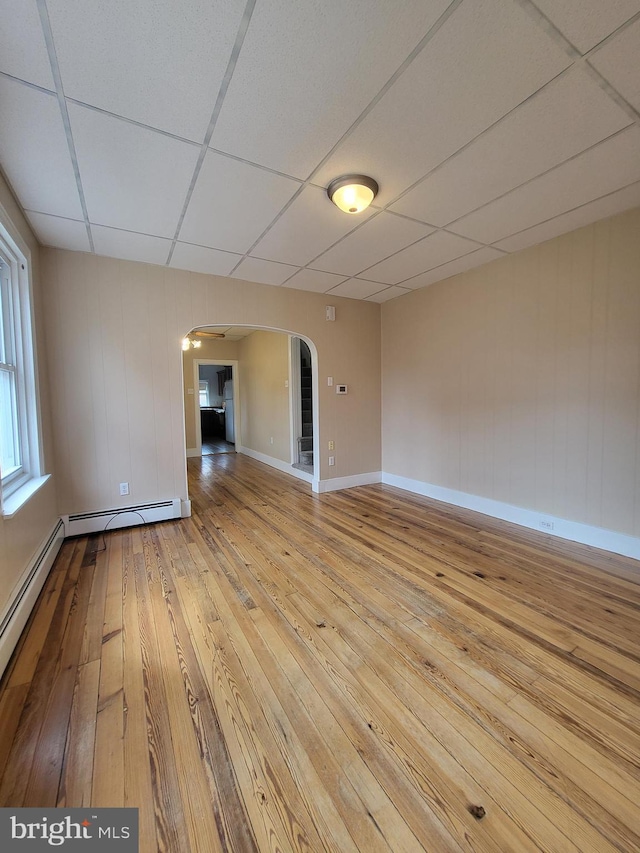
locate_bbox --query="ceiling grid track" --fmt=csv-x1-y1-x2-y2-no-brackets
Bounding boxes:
35,0,94,252
165,0,258,267
521,0,640,125
226,0,640,295
2,0,638,299
226,0,466,279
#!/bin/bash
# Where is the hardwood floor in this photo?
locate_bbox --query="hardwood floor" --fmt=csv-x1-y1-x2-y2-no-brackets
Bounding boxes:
202,437,235,455
1,453,639,852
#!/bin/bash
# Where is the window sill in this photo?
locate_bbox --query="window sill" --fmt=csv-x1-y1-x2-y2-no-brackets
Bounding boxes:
2,474,51,519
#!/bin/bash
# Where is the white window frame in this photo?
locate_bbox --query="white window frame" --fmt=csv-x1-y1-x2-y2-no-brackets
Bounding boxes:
198,380,209,408
0,213,42,508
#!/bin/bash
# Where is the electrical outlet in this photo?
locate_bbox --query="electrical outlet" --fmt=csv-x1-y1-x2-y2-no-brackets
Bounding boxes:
270,436,274,444
328,456,335,466
328,440,334,450
327,376,333,386
119,482,129,496
539,518,554,531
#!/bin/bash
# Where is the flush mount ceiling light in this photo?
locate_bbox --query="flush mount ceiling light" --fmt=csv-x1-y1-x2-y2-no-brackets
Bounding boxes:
327,174,379,214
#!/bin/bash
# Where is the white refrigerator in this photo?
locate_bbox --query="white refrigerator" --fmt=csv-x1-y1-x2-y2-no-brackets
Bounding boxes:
224,380,235,443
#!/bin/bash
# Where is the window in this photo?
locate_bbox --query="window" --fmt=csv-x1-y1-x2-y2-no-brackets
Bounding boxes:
199,380,209,408
0,219,40,506
0,253,20,479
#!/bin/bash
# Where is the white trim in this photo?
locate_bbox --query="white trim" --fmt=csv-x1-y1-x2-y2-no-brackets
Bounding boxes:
0,519,64,678
62,498,181,537
186,447,200,458
0,202,42,502
382,473,640,562
290,335,319,477
238,445,316,486
1,473,51,518
289,335,299,465
293,468,314,485
238,446,382,494
316,471,382,493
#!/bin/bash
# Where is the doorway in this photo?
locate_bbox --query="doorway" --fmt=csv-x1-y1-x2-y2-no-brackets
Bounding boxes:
194,359,238,456
291,338,314,473
182,326,319,493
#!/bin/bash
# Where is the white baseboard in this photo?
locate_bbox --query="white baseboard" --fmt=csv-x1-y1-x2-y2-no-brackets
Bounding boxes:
0,519,64,678
316,471,382,493
237,446,316,486
382,473,640,562
186,447,200,458
62,498,182,537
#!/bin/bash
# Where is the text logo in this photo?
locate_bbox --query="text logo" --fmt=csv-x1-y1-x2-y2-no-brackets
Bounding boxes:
1,808,138,850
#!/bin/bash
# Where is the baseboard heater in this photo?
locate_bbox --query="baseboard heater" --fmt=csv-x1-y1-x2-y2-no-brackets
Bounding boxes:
62,498,181,537
0,519,65,678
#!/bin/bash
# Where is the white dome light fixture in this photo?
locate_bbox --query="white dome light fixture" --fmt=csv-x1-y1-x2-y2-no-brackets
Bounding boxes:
327,174,379,214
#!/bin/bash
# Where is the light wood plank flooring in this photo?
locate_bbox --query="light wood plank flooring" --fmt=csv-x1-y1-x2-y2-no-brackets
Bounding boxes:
1,453,639,852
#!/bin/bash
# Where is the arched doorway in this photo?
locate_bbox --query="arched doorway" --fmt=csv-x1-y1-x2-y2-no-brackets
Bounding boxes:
181,325,319,489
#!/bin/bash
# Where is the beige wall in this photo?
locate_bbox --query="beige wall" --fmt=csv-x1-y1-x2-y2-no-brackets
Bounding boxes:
0,173,58,621
238,331,291,462
182,338,240,450
382,207,640,538
42,249,382,513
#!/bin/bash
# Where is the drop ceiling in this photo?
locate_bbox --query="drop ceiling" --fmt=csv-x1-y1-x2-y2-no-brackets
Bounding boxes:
1,0,639,303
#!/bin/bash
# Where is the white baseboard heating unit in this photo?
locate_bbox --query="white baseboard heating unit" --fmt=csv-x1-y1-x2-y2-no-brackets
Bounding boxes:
0,519,65,677
62,498,181,537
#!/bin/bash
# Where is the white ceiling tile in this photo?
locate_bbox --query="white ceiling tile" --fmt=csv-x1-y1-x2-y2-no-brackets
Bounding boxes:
326,279,387,300
284,269,347,293
312,212,433,276
0,77,82,219
46,0,246,141
391,68,632,226
366,286,411,303
179,151,300,254
0,0,54,89
494,181,640,253
251,185,375,266
210,0,451,178
68,103,200,237
589,18,640,113
216,326,259,337
401,246,505,290
450,126,640,244
3,1,638,303
532,0,640,53
315,0,571,205
201,326,257,340
232,257,298,286
170,242,241,277
25,211,90,252
361,230,482,285
92,225,171,265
